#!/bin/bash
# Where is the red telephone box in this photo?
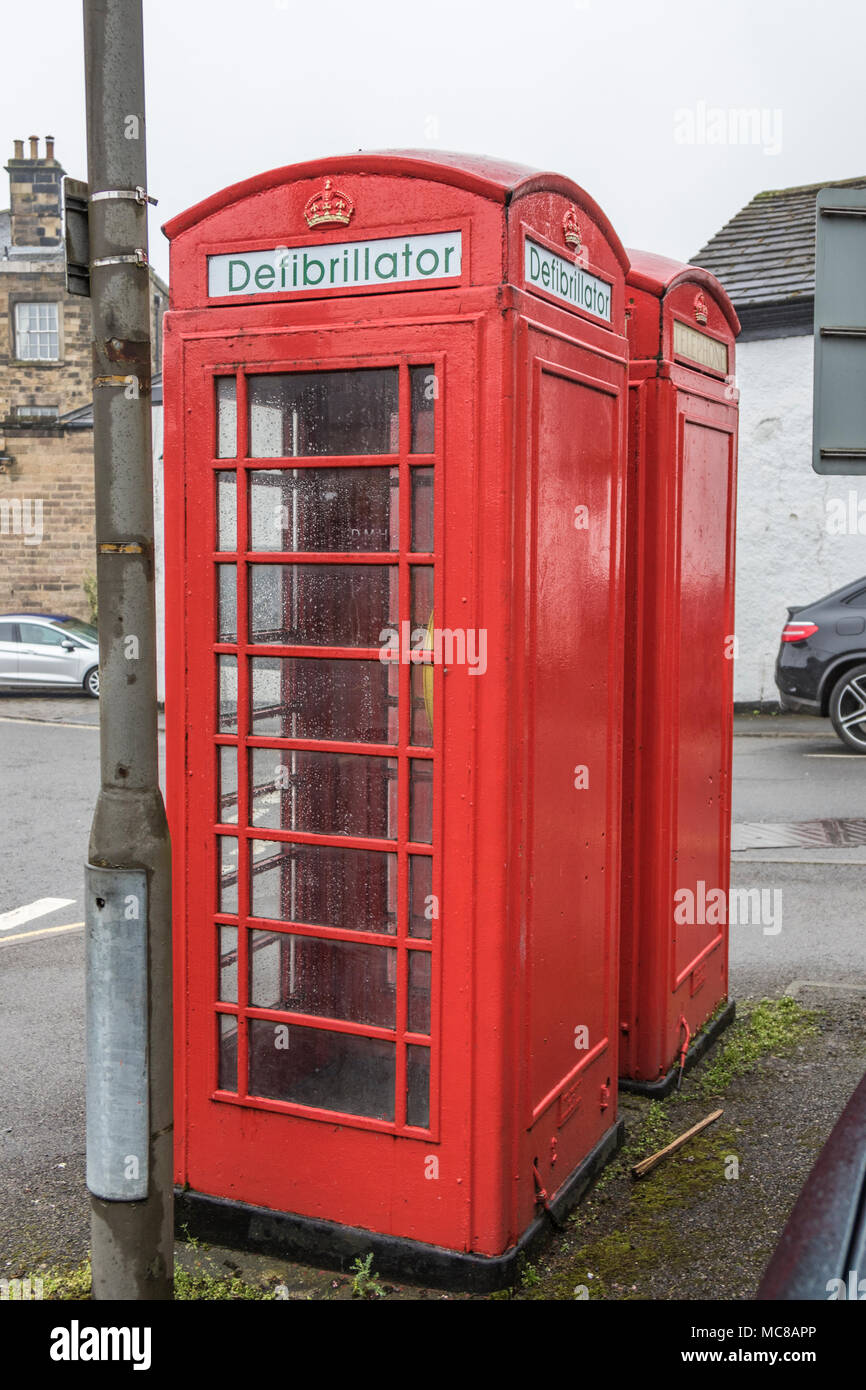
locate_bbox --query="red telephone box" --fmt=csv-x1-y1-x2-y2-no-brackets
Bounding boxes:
619,250,739,1094
162,151,629,1288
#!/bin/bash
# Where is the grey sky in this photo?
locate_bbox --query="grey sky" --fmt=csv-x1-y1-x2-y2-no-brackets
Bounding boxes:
2,0,864,283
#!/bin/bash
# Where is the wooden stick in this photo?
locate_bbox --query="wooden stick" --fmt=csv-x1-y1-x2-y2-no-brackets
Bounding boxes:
631,1109,724,1179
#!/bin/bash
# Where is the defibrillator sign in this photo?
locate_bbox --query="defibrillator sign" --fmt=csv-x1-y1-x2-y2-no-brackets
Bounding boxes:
524,237,612,322
208,231,462,298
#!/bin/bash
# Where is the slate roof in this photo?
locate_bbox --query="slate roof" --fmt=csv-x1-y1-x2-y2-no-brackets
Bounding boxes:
690,175,866,339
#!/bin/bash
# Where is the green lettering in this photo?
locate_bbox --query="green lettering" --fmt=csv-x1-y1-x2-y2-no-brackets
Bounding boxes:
228,260,250,292
444,245,455,272
254,264,275,289
416,248,439,276
375,252,398,280
303,255,325,286
541,260,550,287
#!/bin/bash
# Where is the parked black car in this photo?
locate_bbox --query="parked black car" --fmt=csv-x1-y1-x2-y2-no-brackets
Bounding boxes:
775,575,866,752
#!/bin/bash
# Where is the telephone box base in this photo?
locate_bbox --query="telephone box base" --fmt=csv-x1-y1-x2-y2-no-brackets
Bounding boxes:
175,1120,625,1294
619,1001,736,1098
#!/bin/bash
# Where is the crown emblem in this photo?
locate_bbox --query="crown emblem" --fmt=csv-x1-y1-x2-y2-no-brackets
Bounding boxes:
694,292,709,325
563,205,582,250
304,178,354,229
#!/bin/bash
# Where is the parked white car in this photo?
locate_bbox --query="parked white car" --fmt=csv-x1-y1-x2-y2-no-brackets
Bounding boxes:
0,613,100,697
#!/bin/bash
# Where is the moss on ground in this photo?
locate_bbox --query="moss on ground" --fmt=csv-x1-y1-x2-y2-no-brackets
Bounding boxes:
36,1257,283,1301
499,996,820,1301
523,1123,740,1301
696,996,817,1096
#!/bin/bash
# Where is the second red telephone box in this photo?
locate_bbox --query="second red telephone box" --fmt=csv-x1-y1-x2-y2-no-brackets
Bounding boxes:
619,250,739,1094
162,150,629,1288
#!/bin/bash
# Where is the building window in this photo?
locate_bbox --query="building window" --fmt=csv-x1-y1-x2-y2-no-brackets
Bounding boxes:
14,302,60,361
13,404,59,421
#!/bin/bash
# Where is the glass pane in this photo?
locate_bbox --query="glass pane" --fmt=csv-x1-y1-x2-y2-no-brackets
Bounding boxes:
249,1021,395,1120
408,951,431,1035
409,855,434,939
20,622,67,646
251,749,397,839
250,656,397,745
411,566,434,632
218,745,238,824
249,369,399,457
251,656,398,744
218,655,238,733
411,467,434,552
216,472,237,551
410,566,434,747
250,468,399,552
251,839,397,934
219,836,239,914
410,365,436,453
410,759,433,845
219,926,238,1003
406,1044,430,1128
250,930,396,1028
410,663,433,748
218,1014,238,1092
250,564,398,647
216,377,237,459
217,564,237,642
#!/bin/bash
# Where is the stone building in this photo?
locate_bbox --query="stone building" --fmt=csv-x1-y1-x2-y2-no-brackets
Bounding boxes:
691,175,866,706
0,135,166,620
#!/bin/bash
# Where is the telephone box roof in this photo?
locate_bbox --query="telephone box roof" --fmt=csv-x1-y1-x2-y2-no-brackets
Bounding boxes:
162,148,629,270
626,248,740,336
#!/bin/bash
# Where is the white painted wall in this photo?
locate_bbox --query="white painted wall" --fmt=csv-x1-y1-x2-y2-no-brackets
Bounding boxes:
733,333,866,703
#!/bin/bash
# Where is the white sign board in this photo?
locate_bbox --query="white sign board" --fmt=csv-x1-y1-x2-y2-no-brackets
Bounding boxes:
524,237,612,322
208,231,462,297
673,321,729,375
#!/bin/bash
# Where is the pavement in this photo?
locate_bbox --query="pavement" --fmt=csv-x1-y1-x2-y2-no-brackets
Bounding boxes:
729,710,866,997
1,700,864,1297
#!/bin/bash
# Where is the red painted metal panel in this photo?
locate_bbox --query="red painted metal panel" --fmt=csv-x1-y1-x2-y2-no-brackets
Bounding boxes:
516,331,626,1225
620,251,739,1085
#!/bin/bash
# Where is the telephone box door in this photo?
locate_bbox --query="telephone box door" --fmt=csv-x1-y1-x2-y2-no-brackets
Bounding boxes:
170,318,478,1247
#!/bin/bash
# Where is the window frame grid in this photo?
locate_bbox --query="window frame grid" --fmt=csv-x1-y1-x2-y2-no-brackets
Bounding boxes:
211,356,441,1137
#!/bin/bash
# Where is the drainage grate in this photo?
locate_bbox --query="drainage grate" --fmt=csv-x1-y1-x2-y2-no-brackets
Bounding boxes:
732,818,866,851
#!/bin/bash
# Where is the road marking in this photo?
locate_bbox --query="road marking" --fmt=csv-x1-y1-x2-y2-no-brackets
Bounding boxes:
0,897,75,932
0,715,100,730
804,752,865,759
785,979,866,999
0,921,84,946
0,715,165,733
731,851,866,864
